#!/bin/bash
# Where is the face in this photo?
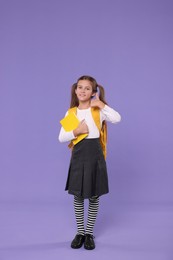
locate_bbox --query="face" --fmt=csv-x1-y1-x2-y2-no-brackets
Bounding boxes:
75,80,94,102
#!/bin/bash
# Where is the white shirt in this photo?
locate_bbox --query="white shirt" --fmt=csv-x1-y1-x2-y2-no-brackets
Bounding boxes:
58,105,121,143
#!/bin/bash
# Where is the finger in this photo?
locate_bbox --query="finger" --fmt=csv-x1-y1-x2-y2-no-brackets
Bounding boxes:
80,119,86,124
95,92,100,100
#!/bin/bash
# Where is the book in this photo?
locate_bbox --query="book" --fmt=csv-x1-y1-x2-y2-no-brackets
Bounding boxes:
60,112,88,145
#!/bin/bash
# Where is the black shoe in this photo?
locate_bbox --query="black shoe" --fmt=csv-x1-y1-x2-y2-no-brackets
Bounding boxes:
71,234,85,249
84,234,95,250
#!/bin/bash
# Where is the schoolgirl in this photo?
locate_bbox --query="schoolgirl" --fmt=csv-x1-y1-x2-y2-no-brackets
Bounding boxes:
59,75,121,250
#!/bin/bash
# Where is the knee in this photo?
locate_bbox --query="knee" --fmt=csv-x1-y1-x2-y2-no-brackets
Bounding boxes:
89,196,99,203
74,195,84,202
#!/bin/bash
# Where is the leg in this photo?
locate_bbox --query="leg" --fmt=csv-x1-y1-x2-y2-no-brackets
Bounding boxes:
71,195,85,249
86,196,99,235
84,196,99,250
74,195,85,235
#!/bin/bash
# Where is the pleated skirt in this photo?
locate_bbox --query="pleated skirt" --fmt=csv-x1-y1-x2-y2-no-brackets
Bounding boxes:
65,138,109,199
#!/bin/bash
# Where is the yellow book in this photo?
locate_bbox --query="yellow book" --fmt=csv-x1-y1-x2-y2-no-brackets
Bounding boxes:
60,112,88,145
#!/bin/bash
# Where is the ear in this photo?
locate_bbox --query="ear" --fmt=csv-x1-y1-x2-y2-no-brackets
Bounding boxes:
91,93,96,98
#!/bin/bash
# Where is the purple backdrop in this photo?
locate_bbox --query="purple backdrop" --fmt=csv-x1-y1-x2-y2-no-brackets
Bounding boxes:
0,0,173,260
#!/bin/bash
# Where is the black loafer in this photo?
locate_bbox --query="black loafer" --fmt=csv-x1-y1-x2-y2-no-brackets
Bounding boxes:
71,234,85,249
84,234,95,250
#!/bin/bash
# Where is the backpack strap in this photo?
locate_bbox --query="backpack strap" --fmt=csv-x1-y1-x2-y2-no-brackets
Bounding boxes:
91,107,107,159
68,107,77,114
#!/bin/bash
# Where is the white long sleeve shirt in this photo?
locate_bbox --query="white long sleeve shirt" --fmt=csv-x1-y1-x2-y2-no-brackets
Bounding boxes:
58,105,121,143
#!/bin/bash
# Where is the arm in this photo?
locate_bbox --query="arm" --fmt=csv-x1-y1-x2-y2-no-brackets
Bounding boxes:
100,104,121,123
58,111,76,142
58,127,76,143
90,93,121,123
58,114,89,143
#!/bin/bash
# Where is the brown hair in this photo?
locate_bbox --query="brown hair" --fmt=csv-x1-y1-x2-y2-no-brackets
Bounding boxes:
70,75,107,108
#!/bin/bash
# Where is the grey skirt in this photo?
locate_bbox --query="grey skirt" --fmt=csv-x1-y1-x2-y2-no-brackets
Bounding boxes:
65,138,109,199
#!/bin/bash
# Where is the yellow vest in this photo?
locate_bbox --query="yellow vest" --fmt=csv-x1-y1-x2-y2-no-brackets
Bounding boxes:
67,107,107,159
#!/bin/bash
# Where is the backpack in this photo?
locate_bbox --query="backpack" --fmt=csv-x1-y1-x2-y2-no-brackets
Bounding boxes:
67,106,107,159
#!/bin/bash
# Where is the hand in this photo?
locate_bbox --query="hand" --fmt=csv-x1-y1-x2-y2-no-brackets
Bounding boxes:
73,119,89,137
90,93,105,109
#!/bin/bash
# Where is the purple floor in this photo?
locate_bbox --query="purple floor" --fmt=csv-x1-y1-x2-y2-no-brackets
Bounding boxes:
0,199,172,260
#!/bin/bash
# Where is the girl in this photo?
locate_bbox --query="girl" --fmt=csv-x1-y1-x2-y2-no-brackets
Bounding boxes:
58,75,121,250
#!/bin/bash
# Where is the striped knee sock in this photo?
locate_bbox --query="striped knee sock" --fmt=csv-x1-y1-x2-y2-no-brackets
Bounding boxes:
74,196,85,236
85,196,99,235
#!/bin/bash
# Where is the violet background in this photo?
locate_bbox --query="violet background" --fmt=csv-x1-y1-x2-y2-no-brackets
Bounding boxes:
0,0,173,260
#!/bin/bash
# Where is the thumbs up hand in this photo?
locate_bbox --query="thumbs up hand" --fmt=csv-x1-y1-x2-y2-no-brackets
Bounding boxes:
90,93,105,109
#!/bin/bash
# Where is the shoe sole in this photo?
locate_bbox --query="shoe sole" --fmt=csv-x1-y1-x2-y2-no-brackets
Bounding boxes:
71,244,84,249
84,245,95,250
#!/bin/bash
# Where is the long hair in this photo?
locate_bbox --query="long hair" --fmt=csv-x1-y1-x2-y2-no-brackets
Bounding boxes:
70,75,107,108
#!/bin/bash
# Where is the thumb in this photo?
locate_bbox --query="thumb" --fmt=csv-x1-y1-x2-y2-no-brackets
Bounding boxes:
95,92,100,100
